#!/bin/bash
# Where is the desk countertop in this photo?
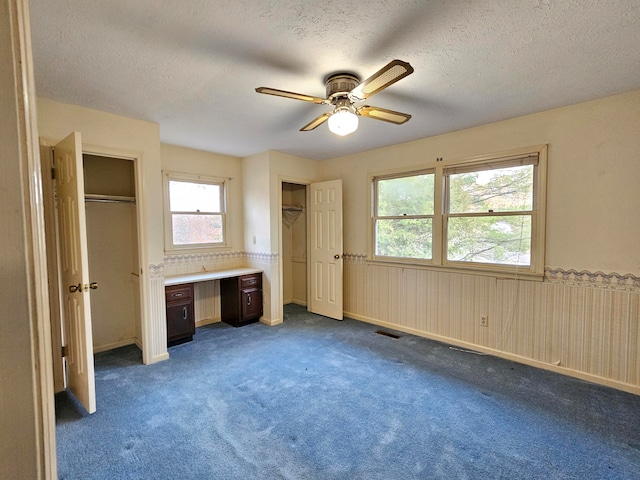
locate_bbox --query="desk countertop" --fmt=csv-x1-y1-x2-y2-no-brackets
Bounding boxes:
164,267,262,286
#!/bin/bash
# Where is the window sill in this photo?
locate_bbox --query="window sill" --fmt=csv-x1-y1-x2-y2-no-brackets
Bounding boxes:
165,244,232,256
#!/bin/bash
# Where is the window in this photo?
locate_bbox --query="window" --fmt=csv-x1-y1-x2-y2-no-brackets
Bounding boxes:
371,146,547,277
374,171,434,260
164,172,227,251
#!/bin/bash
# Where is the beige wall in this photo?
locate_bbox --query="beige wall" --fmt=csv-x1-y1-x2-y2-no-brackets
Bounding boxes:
86,202,138,351
320,89,640,394
160,144,245,326
322,89,640,275
161,143,244,253
242,151,271,253
242,151,320,324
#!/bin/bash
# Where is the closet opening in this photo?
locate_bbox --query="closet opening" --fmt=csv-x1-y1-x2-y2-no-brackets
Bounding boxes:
83,154,141,353
281,182,308,309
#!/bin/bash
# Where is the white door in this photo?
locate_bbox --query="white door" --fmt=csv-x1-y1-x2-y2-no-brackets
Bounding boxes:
55,132,96,414
309,179,343,320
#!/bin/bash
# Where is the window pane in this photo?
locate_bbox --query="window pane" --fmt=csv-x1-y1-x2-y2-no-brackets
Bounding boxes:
169,180,220,213
447,215,531,265
377,174,434,216
172,214,223,245
376,218,432,259
449,165,533,214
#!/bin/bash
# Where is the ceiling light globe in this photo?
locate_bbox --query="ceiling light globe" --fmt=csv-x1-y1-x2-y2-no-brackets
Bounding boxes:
328,110,358,136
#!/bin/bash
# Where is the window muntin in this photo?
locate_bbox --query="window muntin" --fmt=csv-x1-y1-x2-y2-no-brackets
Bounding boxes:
164,173,227,250
374,172,434,260
371,149,545,276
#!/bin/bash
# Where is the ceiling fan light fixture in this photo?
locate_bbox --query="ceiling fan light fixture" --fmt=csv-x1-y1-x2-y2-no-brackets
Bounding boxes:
328,108,358,136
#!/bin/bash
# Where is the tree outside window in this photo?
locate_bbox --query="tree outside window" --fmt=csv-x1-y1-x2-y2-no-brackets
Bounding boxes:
372,149,545,276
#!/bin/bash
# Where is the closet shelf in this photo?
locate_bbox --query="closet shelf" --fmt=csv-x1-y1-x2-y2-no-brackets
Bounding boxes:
85,193,136,204
282,204,304,212
282,204,304,228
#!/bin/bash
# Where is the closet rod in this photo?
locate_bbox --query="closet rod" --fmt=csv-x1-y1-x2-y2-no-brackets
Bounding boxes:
85,194,136,204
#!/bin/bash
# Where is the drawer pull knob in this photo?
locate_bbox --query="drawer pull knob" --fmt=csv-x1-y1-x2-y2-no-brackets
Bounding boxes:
172,292,184,297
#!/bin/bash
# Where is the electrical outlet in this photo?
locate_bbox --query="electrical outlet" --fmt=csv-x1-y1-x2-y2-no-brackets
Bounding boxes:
480,315,488,327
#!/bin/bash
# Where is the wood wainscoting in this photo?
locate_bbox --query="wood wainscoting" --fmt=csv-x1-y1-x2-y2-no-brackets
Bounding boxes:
344,255,640,395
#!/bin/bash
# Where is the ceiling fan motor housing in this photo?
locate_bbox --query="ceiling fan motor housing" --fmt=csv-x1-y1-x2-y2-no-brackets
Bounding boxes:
325,73,360,99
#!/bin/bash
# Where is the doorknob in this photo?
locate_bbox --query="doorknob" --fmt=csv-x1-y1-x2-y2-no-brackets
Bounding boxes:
68,283,82,293
89,282,98,290
334,254,341,259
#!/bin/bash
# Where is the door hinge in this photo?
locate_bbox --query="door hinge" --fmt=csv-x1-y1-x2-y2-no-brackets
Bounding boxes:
51,167,56,180
61,345,68,358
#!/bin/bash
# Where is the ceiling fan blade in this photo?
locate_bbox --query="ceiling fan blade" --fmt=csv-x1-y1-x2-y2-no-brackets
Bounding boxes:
300,112,331,131
357,105,412,124
350,60,414,101
255,87,327,104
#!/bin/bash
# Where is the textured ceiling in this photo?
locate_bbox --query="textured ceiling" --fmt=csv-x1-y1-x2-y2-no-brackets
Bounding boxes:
29,0,640,160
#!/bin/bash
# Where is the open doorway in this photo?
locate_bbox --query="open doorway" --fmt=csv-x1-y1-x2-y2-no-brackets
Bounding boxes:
281,182,307,307
83,154,141,353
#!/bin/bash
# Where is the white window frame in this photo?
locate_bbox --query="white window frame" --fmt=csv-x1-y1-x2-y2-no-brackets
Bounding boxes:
369,145,547,279
163,171,228,252
372,168,436,261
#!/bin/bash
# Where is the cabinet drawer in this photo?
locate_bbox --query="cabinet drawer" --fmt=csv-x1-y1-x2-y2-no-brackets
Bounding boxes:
165,284,192,303
240,274,261,289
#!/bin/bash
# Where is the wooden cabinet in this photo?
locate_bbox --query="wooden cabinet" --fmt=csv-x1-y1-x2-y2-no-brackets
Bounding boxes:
220,273,263,327
165,283,195,346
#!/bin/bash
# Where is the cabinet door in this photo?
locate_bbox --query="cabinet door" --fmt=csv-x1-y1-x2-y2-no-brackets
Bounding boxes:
241,288,262,320
166,301,194,344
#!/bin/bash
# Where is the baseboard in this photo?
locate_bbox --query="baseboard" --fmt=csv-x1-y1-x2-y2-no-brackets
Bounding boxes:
291,299,307,307
93,338,136,353
146,352,170,364
344,310,640,397
196,317,220,328
260,316,283,326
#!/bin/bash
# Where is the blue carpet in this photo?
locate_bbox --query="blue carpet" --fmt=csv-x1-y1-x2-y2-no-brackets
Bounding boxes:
56,304,640,479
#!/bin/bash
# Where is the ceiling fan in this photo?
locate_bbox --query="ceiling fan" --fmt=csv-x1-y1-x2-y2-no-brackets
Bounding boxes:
255,59,414,136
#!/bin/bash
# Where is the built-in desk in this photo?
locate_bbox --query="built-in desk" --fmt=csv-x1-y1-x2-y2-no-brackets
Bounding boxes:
164,268,263,345
164,267,262,286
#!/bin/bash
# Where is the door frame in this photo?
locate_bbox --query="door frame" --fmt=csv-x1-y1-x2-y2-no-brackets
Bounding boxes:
43,141,148,390
278,175,312,322
82,144,147,355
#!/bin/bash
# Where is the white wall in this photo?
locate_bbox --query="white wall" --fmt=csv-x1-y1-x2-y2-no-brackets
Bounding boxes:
320,89,640,394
